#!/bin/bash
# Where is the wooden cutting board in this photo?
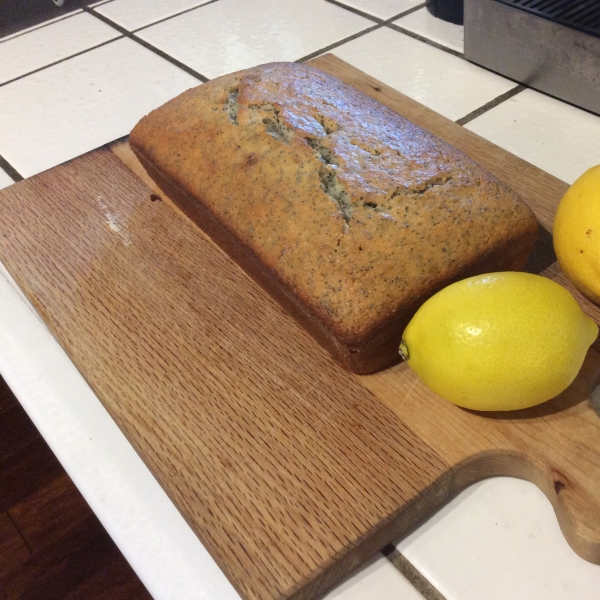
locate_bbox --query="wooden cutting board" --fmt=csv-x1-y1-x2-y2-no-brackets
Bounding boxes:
1,55,600,600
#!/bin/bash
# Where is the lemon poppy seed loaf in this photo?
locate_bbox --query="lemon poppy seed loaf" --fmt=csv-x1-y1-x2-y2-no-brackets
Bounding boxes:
129,62,539,373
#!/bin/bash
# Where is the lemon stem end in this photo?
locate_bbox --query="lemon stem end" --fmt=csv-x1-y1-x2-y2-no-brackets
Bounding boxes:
399,341,409,361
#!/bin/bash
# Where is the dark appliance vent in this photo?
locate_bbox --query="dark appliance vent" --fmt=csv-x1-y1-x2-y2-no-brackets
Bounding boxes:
495,0,600,37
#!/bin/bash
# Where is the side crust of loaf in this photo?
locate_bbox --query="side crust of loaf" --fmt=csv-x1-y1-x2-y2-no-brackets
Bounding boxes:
130,62,539,373
133,146,368,370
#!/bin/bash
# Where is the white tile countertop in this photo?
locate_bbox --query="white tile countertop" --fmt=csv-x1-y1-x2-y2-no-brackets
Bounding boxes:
1,1,600,599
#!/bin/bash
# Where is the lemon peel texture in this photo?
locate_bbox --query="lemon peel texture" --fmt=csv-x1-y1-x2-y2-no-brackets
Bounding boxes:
400,272,598,411
554,164,600,304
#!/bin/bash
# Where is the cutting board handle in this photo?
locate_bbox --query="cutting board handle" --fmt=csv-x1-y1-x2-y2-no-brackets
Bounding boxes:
450,350,600,564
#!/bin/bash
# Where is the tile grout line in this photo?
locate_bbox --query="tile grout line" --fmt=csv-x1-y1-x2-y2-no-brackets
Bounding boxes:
382,544,448,600
0,155,23,182
296,23,383,63
385,3,428,23
83,6,209,82
0,36,124,89
455,84,527,125
386,22,463,57
305,2,463,67
322,0,427,24
88,0,116,8
322,0,384,24
0,1,219,87
0,1,446,92
132,0,221,33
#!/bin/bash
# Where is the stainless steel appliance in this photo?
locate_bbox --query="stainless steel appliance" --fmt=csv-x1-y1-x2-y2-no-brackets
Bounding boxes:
464,0,600,115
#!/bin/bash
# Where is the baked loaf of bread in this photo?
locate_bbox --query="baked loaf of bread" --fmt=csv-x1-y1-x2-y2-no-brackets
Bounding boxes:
130,62,538,374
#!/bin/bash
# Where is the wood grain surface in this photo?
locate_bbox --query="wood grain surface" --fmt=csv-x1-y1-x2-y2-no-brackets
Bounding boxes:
1,55,599,600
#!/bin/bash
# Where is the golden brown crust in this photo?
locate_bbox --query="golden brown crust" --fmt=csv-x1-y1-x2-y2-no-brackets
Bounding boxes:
130,62,538,373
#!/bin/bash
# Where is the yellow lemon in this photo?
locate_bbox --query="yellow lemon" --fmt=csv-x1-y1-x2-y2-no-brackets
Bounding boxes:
399,272,598,411
553,164,600,304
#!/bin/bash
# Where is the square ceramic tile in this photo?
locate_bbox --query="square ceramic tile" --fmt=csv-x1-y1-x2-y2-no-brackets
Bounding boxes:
397,478,600,600
137,0,373,79
393,7,463,53
0,12,120,85
465,89,600,184
336,0,424,20
324,555,426,599
0,37,198,178
332,27,516,121
0,167,14,190
94,0,214,31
